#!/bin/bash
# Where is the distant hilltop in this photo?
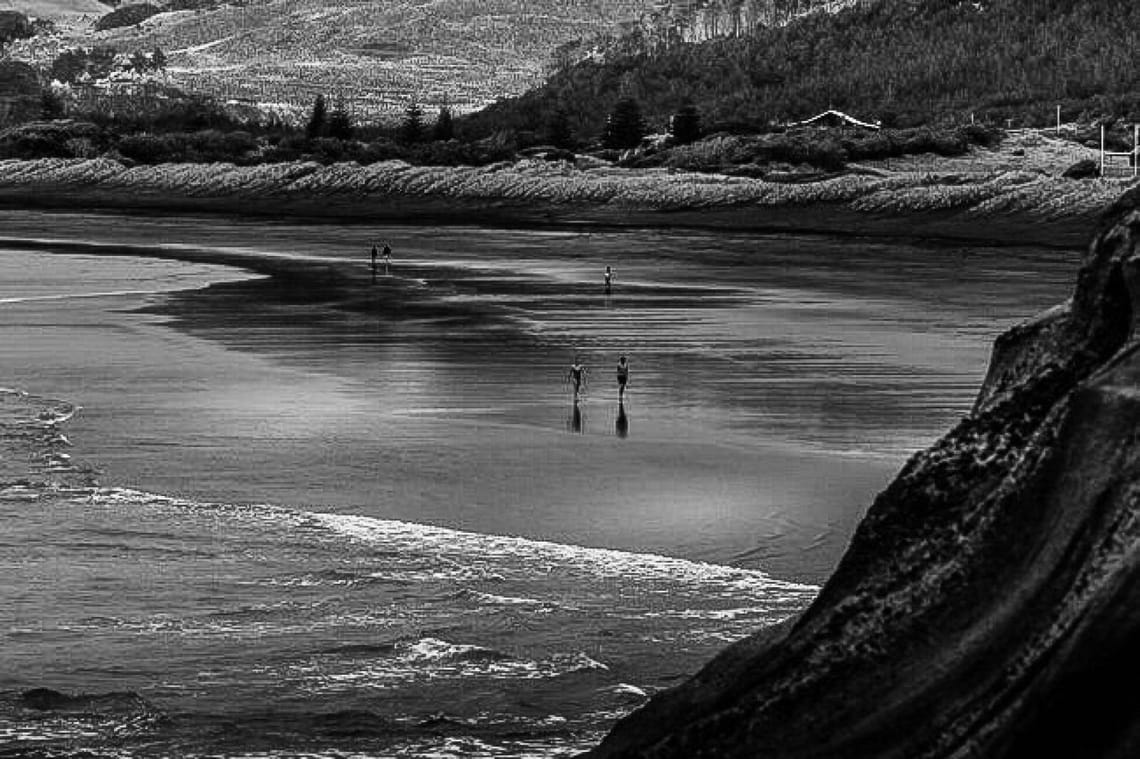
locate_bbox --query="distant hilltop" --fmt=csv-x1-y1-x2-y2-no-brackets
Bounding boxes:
0,0,107,18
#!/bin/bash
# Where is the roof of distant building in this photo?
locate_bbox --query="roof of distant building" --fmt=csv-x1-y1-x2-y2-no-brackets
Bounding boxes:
793,109,881,130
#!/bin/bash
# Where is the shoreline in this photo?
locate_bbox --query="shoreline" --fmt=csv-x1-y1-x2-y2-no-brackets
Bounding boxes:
0,156,1120,250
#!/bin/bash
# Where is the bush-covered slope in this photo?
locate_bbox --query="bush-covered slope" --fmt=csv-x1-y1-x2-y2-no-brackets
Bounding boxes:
464,0,1140,140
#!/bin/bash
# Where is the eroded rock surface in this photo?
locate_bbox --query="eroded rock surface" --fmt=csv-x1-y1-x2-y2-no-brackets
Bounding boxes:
584,188,1140,759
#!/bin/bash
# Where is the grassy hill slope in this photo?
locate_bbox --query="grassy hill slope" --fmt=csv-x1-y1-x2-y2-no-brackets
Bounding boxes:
6,0,665,120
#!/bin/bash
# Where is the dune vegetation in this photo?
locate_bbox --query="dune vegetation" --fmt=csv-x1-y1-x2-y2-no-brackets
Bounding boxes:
0,144,1124,227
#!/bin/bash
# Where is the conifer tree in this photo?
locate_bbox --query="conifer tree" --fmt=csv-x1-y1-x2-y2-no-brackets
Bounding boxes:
546,106,574,149
432,105,454,141
401,102,424,143
602,97,646,150
327,99,353,140
306,94,327,140
669,101,701,145
40,90,65,120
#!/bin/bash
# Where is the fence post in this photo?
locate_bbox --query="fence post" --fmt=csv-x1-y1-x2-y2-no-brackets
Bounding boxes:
1101,124,1106,177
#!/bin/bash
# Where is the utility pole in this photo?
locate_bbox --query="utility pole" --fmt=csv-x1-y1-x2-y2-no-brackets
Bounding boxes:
1056,104,1061,135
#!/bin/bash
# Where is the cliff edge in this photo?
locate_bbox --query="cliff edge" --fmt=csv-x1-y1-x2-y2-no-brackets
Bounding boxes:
584,189,1140,759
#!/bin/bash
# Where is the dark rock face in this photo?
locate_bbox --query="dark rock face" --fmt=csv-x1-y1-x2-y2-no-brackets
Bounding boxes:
20,687,162,719
584,189,1140,759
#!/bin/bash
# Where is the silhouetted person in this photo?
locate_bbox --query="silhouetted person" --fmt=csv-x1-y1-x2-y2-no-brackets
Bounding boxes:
616,355,629,399
383,243,392,270
568,355,586,400
615,400,629,438
370,243,378,271
604,265,614,295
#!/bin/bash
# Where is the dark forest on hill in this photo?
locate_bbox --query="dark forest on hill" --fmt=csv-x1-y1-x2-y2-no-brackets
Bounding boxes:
462,0,1140,141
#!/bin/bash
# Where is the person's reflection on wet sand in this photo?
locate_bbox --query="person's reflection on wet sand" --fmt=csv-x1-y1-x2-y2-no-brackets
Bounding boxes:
615,400,629,438
568,399,584,434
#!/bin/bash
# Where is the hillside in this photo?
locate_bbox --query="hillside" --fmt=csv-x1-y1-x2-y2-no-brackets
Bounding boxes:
464,0,1140,141
0,0,106,18
4,0,666,121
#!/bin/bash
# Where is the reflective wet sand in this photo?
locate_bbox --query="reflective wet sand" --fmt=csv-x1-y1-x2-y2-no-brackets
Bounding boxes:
0,211,1080,582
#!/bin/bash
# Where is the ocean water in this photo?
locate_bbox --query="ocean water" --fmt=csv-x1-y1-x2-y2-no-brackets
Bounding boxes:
0,389,815,758
0,212,1080,757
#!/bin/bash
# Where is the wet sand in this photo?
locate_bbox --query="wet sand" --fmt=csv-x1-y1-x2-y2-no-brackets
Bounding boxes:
0,210,1081,583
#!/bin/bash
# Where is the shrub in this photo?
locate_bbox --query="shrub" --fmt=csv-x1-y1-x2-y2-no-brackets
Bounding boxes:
94,3,161,31
309,136,351,162
0,11,33,46
184,129,257,161
0,121,102,159
1062,158,1099,180
117,132,179,163
50,48,118,85
0,60,39,97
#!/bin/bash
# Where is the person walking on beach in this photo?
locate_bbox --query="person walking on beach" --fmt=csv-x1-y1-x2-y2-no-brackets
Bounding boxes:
604,265,614,295
383,243,392,268
370,243,378,272
616,355,629,400
569,355,586,400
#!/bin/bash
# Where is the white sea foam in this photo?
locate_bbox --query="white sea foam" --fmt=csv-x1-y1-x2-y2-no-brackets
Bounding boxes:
82,487,818,607
457,589,548,607
0,288,198,305
609,683,648,699
307,511,817,595
252,639,606,694
406,637,504,663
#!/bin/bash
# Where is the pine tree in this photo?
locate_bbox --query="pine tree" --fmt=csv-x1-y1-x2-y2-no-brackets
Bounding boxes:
328,100,353,140
306,94,327,140
433,105,454,141
546,106,574,149
602,98,645,150
401,102,424,143
40,90,65,120
669,101,701,144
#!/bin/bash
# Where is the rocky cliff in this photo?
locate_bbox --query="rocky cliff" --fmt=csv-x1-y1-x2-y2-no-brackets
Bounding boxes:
583,189,1140,759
